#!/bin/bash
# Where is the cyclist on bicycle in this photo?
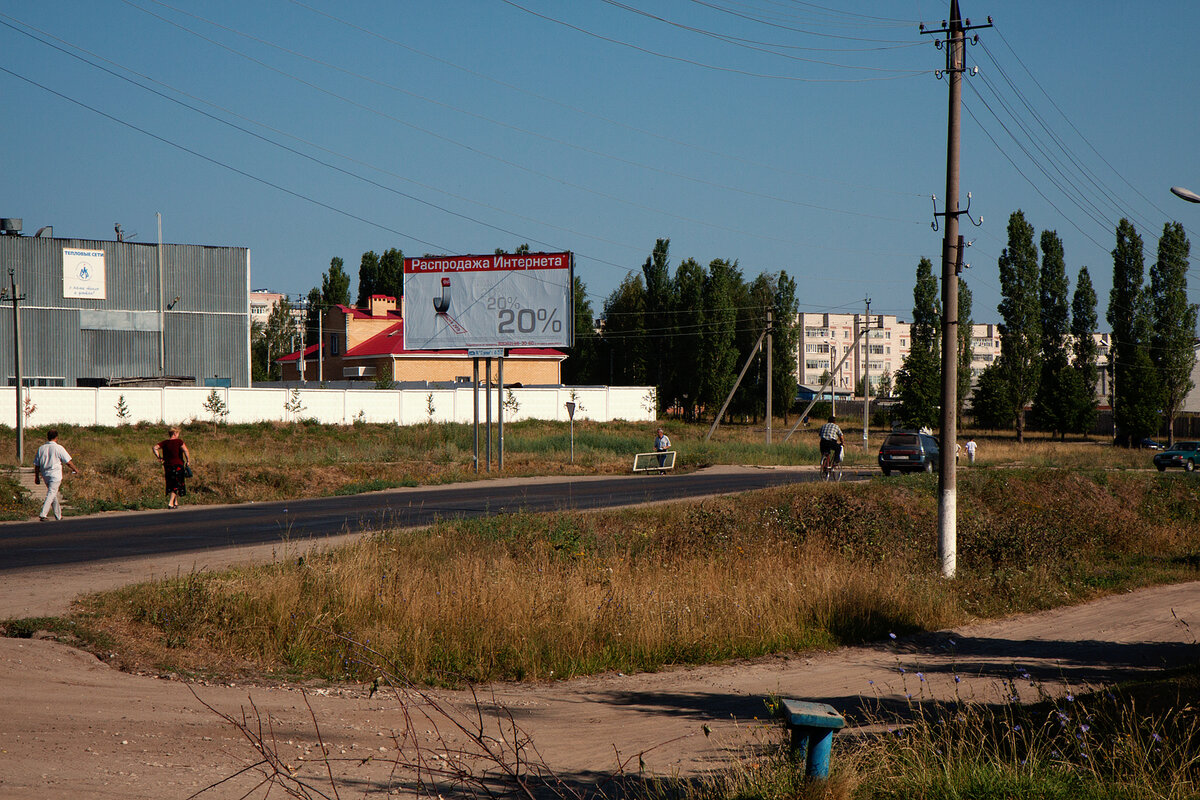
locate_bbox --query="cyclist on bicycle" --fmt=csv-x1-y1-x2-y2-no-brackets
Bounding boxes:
818,415,844,470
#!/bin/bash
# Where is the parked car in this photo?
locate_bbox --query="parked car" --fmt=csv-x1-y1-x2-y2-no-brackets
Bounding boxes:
878,431,940,475
1141,438,1164,450
1153,441,1200,472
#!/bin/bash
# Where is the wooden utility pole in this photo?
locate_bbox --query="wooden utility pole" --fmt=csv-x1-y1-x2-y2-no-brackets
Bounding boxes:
766,309,773,445
862,298,871,453
922,1,990,579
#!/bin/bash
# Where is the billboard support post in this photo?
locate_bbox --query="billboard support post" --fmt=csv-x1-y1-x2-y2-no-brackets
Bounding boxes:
485,358,492,472
473,358,479,474
498,355,505,471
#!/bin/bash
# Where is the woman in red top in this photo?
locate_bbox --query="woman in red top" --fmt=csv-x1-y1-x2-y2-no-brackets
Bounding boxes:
152,427,191,509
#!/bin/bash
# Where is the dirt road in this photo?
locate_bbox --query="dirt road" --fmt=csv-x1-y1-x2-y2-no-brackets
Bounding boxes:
3,536,1196,800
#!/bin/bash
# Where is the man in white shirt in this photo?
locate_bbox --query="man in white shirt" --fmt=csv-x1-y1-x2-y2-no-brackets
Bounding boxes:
654,427,671,471
33,429,81,521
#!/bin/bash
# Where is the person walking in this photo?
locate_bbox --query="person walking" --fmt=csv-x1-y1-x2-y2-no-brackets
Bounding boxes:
153,427,191,509
965,437,978,465
33,429,80,521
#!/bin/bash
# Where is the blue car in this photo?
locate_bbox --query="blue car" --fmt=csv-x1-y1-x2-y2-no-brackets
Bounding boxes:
1153,441,1200,472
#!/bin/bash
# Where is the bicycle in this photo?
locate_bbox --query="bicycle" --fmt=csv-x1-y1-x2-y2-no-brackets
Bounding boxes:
820,441,844,481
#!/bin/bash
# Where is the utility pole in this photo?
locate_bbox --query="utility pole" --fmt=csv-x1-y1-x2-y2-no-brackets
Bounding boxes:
766,309,773,445
922,1,990,579
862,297,871,453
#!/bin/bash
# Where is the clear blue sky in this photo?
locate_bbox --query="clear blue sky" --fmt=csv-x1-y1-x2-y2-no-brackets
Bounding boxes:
3,1,1198,328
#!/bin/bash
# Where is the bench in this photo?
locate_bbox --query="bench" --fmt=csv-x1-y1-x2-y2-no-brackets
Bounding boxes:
632,450,676,473
778,699,845,779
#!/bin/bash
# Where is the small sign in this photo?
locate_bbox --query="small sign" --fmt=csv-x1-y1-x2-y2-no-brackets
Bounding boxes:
468,348,506,358
63,248,106,299
565,401,576,419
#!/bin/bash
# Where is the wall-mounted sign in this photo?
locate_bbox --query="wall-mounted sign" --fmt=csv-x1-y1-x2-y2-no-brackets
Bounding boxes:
62,248,106,299
403,252,572,350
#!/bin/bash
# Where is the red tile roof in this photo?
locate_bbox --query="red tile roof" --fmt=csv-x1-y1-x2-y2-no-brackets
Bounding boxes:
347,321,564,359
333,303,401,321
277,320,564,361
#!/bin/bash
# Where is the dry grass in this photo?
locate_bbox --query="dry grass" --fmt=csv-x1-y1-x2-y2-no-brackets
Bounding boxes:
65,469,1200,686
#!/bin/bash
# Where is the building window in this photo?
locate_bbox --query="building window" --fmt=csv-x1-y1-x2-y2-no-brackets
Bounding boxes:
331,334,340,356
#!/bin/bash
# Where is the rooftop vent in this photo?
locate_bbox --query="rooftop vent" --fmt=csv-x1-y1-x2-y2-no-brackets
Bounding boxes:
0,218,22,235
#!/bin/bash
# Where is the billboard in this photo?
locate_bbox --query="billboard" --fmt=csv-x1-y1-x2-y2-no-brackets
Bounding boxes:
403,252,572,350
62,247,106,299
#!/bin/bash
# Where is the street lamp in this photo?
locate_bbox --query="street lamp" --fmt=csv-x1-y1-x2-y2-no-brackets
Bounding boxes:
1170,186,1200,204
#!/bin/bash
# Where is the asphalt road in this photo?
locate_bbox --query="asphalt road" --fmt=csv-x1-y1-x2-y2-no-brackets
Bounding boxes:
0,467,852,571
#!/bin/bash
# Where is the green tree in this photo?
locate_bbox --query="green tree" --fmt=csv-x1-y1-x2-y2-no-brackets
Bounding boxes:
378,247,405,301
322,256,352,306
671,257,706,420
1067,267,1099,435
1150,222,1197,446
262,297,299,381
602,273,648,385
700,258,741,416
735,272,774,421
876,367,894,398
250,320,269,382
970,362,1014,430
562,275,598,385
996,210,1042,443
356,250,380,307
641,239,672,410
957,278,974,420
896,257,941,428
772,271,801,423
1107,219,1162,445
1032,230,1073,438
303,286,322,347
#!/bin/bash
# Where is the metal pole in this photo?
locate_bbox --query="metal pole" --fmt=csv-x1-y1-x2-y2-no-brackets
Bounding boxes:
766,309,773,445
473,360,481,471
485,358,492,472
937,0,964,579
318,306,323,383
157,213,164,376
498,355,505,471
9,268,23,463
831,344,836,418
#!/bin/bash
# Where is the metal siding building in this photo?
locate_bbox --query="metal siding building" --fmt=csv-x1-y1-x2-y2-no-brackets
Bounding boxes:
1,235,250,387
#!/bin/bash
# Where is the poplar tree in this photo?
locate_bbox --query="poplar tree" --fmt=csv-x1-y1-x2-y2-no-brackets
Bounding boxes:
602,273,648,386
701,258,740,415
1107,219,1162,445
378,248,405,301
671,258,706,420
322,256,352,306
1032,230,1073,438
773,271,801,423
561,275,598,385
356,251,380,307
957,278,974,420
1068,267,1099,435
1150,222,1197,446
641,239,672,410
996,210,1042,443
896,257,941,428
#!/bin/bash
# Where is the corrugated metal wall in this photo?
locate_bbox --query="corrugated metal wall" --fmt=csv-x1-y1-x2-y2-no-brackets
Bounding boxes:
0,235,249,386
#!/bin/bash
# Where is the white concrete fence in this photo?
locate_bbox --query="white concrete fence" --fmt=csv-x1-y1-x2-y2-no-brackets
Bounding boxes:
1,385,656,428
